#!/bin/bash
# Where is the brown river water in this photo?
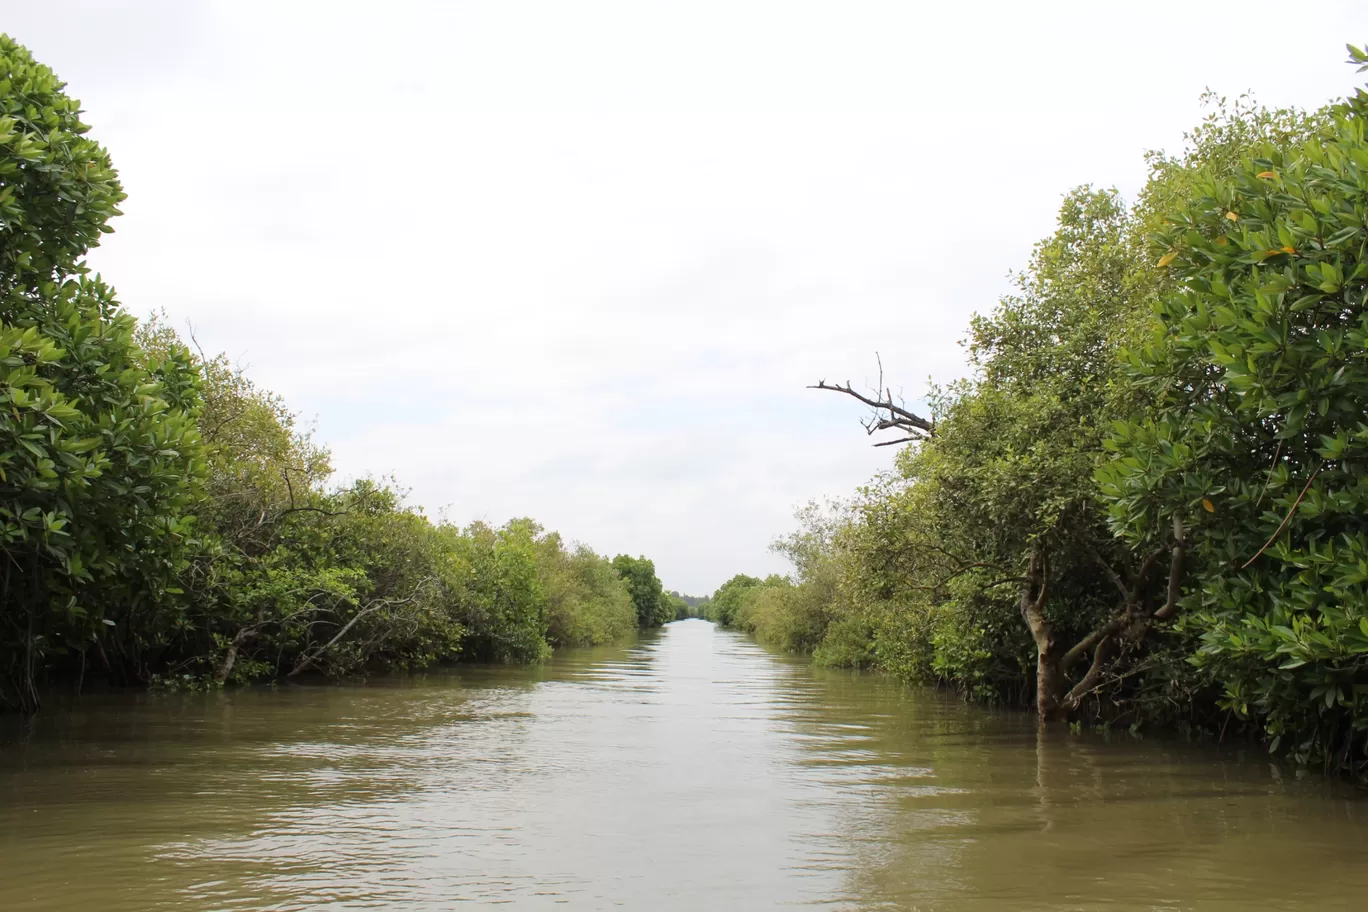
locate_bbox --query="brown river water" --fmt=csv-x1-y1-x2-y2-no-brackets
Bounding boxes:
1,618,1365,911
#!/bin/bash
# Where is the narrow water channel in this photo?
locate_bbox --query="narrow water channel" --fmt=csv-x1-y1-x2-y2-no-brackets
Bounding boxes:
1,619,1365,910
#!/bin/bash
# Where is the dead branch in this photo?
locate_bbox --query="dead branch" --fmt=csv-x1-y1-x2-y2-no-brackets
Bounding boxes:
259,469,347,526
288,577,437,677
214,592,339,683
810,355,933,444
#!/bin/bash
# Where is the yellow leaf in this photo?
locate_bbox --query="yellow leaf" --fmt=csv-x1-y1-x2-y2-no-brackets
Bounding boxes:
1225,211,1239,221
1257,171,1278,179
1281,245,1297,254
1215,236,1229,247
1202,498,1215,513
1157,251,1178,267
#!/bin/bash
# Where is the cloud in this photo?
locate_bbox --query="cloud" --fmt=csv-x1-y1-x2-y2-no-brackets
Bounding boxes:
7,0,1364,592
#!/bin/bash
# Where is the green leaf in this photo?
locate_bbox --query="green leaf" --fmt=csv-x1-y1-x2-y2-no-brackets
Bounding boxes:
1325,225,1362,246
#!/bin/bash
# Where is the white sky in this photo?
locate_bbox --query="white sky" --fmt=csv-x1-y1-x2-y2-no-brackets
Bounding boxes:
6,1,1365,594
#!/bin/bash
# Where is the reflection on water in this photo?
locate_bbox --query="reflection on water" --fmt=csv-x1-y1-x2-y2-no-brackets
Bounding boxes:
1,619,1365,910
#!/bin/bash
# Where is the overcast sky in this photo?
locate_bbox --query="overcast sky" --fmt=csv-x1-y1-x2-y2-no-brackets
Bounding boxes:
5,1,1366,594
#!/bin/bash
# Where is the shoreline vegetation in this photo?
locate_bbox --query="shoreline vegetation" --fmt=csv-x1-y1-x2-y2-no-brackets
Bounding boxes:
0,35,695,714
706,47,1368,781
6,31,1368,786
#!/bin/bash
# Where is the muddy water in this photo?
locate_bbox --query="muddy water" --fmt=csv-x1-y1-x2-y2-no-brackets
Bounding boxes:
1,618,1365,910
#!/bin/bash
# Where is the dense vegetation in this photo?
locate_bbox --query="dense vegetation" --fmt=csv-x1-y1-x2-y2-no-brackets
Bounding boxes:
710,48,1368,778
9,29,1368,780
0,35,675,712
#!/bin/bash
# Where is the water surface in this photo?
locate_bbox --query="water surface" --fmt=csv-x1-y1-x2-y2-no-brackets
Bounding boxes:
2,619,1364,910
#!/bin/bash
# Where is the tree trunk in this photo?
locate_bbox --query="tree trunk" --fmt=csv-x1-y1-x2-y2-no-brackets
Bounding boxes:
20,557,42,714
1035,649,1065,721
1019,550,1064,722
215,637,242,685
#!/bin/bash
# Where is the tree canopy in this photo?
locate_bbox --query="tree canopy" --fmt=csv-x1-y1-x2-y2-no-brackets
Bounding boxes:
718,48,1368,779
611,554,675,628
0,35,673,710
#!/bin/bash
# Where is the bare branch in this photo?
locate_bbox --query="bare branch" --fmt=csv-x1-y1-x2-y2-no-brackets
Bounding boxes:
809,361,934,445
1061,615,1127,673
979,575,1028,592
1253,440,1284,510
1241,462,1322,570
186,321,209,367
288,602,389,678
1130,547,1167,604
288,577,437,677
275,506,348,521
1153,516,1187,621
1086,543,1129,600
1063,634,1117,710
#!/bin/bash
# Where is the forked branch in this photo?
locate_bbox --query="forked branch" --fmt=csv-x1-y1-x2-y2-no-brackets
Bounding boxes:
810,355,933,444
1063,634,1117,710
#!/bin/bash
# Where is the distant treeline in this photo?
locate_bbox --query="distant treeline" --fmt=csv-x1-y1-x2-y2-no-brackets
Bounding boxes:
0,36,677,712
668,591,710,613
710,46,1368,780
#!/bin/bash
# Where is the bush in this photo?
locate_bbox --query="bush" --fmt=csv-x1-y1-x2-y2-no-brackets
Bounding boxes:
540,534,637,647
1102,52,1368,770
0,38,204,709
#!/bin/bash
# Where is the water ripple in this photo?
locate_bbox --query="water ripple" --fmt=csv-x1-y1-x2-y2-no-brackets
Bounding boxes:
2,619,1367,911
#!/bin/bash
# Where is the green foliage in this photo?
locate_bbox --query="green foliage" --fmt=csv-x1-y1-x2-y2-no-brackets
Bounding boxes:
705,573,762,627
0,34,680,709
810,613,876,668
539,532,637,647
611,554,673,628
0,35,124,288
706,505,856,655
446,519,549,663
739,77,1338,741
0,279,206,708
16,28,1368,788
1102,54,1368,771
662,591,692,621
740,502,853,654
0,38,203,710
809,187,1150,705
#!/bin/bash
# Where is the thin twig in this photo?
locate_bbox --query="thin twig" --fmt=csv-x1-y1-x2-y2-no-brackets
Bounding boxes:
1241,461,1323,570
1254,440,1283,510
